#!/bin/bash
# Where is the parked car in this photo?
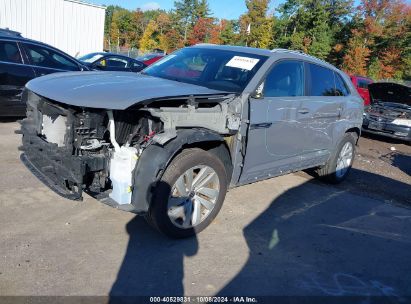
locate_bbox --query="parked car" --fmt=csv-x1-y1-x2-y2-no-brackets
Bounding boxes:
136,53,165,66
78,52,146,72
0,28,88,116
350,75,373,106
362,82,411,142
19,45,363,238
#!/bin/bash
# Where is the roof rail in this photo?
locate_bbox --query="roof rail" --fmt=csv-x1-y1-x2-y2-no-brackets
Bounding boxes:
271,48,330,66
0,28,22,37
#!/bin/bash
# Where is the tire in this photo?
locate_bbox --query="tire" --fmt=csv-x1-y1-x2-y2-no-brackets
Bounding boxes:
316,133,357,184
145,148,228,238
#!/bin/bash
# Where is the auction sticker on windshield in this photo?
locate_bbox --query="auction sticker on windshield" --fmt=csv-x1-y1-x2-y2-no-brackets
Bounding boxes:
226,56,260,70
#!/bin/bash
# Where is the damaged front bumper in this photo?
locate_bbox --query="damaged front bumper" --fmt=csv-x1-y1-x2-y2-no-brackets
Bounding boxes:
19,121,106,200
362,115,411,142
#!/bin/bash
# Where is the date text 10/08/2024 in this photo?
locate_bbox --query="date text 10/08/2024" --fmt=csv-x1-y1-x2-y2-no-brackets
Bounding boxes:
149,297,258,303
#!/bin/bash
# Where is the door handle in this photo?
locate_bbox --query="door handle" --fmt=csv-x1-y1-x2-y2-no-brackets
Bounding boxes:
298,108,310,114
250,123,273,129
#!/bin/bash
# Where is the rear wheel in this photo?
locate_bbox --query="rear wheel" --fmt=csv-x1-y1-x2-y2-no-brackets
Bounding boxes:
316,133,356,184
146,148,228,238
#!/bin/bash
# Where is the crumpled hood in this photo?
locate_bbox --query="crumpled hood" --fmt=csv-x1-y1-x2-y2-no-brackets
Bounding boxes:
26,71,226,110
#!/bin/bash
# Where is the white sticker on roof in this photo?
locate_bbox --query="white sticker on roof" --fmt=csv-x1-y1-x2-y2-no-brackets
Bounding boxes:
226,56,260,70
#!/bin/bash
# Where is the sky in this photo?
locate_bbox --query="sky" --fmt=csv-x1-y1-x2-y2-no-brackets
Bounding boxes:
87,0,278,20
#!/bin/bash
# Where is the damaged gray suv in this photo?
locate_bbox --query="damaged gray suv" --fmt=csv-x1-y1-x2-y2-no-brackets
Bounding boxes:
19,45,363,238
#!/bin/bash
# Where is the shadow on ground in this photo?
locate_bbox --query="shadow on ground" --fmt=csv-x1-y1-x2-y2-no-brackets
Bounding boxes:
109,217,198,300
110,169,411,302
218,169,411,300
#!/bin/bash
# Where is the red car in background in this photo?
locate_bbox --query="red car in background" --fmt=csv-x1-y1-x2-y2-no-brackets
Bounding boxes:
136,53,165,66
350,75,373,106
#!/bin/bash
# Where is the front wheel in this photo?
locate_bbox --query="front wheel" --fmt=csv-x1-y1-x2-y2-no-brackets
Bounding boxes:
316,133,356,184
146,148,228,238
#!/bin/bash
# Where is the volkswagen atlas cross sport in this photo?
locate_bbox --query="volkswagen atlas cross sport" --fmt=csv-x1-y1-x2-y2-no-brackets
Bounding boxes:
19,45,363,238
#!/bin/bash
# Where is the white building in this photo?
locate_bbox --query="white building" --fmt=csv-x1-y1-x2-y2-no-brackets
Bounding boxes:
0,0,106,57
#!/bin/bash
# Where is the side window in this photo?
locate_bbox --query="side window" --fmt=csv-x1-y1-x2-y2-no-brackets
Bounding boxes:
308,63,335,96
52,53,79,70
334,72,350,96
264,61,304,97
98,57,128,68
0,41,23,64
24,43,79,71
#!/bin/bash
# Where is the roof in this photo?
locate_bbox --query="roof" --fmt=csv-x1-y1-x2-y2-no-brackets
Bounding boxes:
64,0,106,10
193,44,337,70
193,44,273,57
0,28,22,38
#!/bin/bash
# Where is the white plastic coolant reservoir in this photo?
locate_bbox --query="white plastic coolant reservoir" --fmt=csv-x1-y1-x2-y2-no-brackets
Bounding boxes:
109,146,138,205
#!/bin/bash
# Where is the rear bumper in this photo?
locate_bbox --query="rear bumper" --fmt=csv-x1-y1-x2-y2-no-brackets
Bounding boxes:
362,117,411,142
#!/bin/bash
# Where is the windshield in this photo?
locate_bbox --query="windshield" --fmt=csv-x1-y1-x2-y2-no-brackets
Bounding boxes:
79,53,104,63
143,48,268,93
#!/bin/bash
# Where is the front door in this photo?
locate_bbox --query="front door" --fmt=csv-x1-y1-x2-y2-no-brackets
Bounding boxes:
240,60,308,183
0,40,36,116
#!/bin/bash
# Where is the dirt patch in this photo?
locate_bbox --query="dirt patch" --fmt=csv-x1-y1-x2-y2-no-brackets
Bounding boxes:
356,134,411,182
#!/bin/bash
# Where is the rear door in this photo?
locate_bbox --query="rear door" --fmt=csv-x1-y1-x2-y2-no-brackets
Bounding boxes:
240,60,307,183
298,62,343,162
21,42,81,77
0,40,36,116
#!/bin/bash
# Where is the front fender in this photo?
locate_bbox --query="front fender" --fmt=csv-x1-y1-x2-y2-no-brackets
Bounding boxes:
130,129,224,214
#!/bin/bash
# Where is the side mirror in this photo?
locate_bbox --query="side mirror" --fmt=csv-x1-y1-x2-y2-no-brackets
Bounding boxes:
252,82,265,99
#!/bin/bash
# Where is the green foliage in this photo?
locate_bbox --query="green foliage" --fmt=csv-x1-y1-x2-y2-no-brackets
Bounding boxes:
139,20,160,52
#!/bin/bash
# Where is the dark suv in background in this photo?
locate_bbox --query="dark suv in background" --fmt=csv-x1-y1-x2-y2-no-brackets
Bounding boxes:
0,28,87,116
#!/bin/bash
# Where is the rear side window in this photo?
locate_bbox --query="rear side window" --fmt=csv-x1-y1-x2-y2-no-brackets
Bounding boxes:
308,63,336,96
334,72,350,96
0,41,22,64
24,43,79,71
264,61,304,97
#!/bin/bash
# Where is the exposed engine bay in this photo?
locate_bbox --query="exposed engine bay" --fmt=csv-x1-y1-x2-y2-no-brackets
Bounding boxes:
19,89,239,211
362,82,411,141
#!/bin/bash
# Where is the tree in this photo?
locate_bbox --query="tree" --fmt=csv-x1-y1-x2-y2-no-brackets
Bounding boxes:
219,20,237,45
342,29,371,76
194,0,211,20
139,20,160,52
189,17,215,44
241,0,273,48
275,0,338,59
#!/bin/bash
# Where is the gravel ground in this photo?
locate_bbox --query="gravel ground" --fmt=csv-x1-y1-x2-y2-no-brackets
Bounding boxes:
1,120,411,299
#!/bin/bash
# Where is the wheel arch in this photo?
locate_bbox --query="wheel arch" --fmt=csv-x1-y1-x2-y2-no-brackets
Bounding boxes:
130,128,233,214
345,127,361,144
